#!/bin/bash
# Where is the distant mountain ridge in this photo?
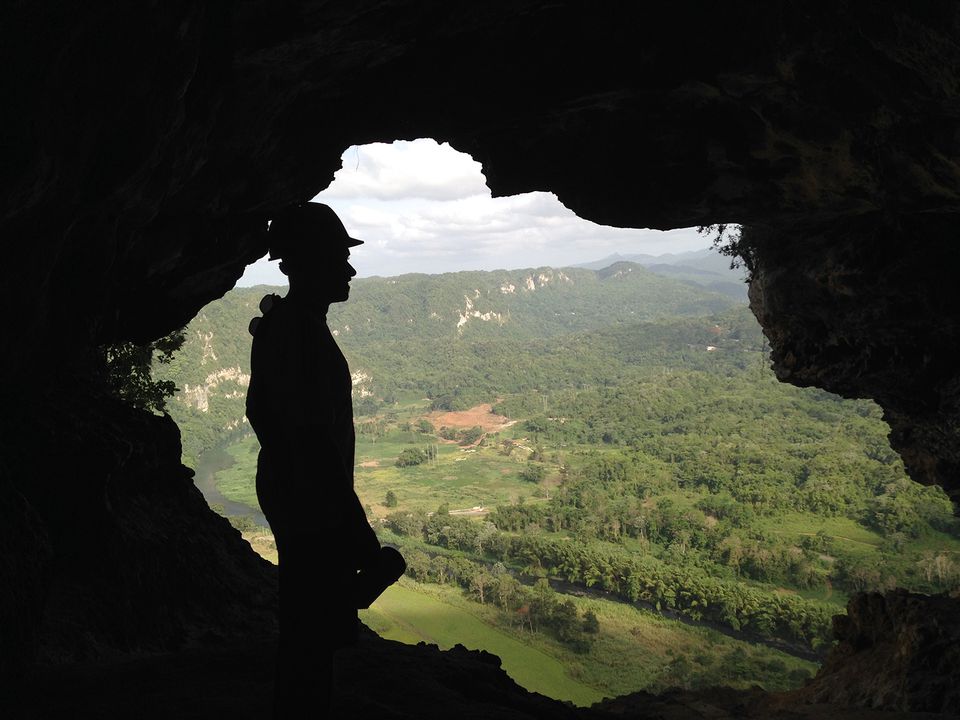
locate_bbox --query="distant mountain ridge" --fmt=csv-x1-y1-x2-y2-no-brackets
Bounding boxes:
326,262,734,342
572,248,747,300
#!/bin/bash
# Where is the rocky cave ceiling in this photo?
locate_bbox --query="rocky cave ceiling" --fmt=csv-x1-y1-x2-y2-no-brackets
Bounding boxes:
2,1,960,708
4,0,958,494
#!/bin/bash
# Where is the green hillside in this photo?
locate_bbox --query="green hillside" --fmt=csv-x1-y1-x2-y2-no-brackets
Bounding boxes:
155,262,735,463
330,263,733,343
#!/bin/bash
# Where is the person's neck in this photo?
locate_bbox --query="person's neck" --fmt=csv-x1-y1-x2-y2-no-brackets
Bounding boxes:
286,286,330,319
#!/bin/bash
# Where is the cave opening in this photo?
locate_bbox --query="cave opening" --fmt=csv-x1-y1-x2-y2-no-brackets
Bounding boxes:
7,4,960,715
157,139,960,706
172,137,748,705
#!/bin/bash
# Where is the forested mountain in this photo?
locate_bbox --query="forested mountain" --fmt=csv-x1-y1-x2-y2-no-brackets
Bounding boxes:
330,262,734,341
155,262,736,462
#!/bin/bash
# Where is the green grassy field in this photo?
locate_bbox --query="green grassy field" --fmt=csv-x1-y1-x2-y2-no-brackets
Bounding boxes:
355,436,541,516
360,578,818,703
796,585,849,606
760,511,960,560
761,513,882,548
212,428,548,519
361,581,604,706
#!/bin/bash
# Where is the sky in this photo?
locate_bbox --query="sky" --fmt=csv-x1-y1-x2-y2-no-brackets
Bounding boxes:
238,139,711,286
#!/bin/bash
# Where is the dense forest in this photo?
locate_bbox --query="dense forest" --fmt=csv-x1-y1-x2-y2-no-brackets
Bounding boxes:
149,258,960,696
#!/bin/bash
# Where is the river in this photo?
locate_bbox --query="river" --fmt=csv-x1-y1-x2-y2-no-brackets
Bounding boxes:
193,443,269,528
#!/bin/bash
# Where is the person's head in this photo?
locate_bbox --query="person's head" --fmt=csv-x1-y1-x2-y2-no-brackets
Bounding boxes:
268,203,361,305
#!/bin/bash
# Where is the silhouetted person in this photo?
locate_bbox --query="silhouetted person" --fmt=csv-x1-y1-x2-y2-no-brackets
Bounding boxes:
246,203,405,717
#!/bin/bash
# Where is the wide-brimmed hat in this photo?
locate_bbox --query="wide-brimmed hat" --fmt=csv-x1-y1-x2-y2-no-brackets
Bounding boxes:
268,203,362,262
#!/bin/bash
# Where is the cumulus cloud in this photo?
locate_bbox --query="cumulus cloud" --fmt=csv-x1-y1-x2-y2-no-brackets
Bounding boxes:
320,139,488,201
238,139,713,285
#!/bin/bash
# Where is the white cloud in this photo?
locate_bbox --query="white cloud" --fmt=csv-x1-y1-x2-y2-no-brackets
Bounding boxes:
238,139,715,285
319,139,488,201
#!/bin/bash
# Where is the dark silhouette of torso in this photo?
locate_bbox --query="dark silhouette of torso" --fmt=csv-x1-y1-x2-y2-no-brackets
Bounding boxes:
247,292,402,716
248,295,358,535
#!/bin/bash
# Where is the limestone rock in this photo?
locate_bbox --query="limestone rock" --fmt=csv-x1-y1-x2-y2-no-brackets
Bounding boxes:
797,590,960,713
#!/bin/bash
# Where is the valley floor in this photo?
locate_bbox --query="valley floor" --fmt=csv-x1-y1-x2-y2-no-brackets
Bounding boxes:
237,520,818,704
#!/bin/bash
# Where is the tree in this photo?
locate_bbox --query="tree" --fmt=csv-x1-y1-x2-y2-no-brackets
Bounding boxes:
431,555,451,585
521,462,545,483
102,327,186,412
405,551,431,582
385,510,427,537
494,573,520,610
474,522,498,555
529,578,555,631
470,569,493,604
459,425,484,446
396,448,428,467
385,490,398,508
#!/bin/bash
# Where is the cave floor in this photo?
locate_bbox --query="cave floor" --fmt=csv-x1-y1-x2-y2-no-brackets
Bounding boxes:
7,632,947,719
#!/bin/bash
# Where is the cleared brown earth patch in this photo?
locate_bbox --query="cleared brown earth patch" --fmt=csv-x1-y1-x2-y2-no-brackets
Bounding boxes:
426,403,516,433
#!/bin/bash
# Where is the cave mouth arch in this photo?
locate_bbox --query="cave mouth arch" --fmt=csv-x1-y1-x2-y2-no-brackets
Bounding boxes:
154,139,960,704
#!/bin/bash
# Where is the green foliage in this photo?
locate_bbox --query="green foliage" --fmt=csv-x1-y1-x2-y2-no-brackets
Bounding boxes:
385,490,398,508
396,448,428,467
520,462,546,483
103,327,185,412
868,477,955,537
459,425,484,446
383,502,833,651
698,224,753,275
227,514,262,533
438,426,459,441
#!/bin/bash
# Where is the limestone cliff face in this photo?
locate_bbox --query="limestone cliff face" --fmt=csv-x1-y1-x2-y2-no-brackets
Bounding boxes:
3,1,960,712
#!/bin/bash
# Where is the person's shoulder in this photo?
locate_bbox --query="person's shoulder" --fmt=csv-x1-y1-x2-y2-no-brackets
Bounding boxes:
249,293,292,339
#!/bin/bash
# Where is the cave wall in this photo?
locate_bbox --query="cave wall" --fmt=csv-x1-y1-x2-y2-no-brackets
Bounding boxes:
5,2,959,359
0,369,277,679
2,0,959,688
746,216,960,503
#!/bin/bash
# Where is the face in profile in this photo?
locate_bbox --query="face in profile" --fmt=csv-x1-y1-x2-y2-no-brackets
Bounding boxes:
286,246,357,305
325,248,357,303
